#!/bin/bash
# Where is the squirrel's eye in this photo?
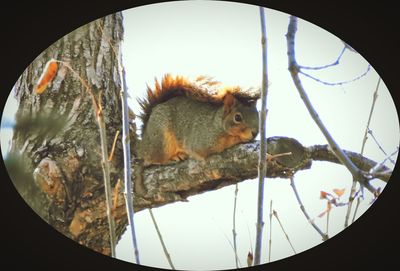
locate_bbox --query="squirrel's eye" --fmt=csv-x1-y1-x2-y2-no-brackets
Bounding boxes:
234,113,243,123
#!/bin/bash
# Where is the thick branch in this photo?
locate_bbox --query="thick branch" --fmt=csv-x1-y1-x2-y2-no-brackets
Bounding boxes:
309,144,391,182
131,137,391,212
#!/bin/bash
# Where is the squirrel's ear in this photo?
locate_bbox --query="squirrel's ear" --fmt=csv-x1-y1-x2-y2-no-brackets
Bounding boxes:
223,94,237,115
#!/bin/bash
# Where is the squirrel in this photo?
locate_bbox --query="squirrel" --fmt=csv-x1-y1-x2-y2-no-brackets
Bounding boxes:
138,74,260,166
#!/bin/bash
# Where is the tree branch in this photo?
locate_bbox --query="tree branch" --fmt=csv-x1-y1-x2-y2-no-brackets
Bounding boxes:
254,6,269,265
299,65,371,86
286,16,369,188
299,46,346,70
346,77,381,227
308,144,391,182
290,177,328,241
130,137,391,212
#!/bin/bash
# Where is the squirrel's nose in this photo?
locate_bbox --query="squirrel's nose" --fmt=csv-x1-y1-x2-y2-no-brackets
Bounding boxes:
252,130,258,138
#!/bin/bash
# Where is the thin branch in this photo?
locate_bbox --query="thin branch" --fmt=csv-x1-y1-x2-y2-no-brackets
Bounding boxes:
268,200,273,262
244,214,254,256
118,46,141,264
299,46,346,70
369,148,399,175
108,130,120,161
309,144,391,183
57,61,100,113
286,16,366,186
351,196,362,223
325,203,331,236
299,64,371,86
344,178,357,228
361,78,381,155
346,77,381,227
272,210,296,254
148,209,176,270
290,177,328,241
368,130,397,165
58,60,117,256
97,100,117,257
213,219,243,268
98,18,142,262
254,6,269,265
232,184,239,268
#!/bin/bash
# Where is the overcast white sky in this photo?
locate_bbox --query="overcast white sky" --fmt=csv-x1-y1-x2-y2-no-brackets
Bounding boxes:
1,1,399,270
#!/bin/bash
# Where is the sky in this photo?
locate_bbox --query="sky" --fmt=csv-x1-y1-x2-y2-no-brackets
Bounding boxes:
1,1,399,270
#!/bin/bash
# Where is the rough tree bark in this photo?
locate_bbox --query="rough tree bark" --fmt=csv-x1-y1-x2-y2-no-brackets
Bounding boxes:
9,13,126,255
6,12,392,257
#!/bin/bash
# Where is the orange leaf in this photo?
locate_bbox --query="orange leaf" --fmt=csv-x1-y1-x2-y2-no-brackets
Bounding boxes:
333,188,345,197
34,59,58,94
320,191,328,199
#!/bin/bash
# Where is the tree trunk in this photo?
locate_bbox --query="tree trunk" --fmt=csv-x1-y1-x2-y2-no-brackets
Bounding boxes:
9,13,126,255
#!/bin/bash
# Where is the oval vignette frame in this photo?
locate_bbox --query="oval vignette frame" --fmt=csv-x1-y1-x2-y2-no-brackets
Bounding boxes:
0,0,400,271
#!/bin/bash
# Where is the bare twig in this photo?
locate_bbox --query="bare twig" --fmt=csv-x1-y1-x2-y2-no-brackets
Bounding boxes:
97,99,117,257
98,18,142,262
360,78,381,155
57,61,100,113
368,130,397,165
244,214,254,256
268,200,273,262
299,46,346,70
232,184,239,268
325,203,331,236
286,16,366,186
290,177,328,241
299,64,371,86
344,181,356,228
148,209,175,269
309,144,391,184
254,6,269,265
351,196,362,223
272,210,296,254
369,148,399,175
213,219,243,268
346,77,381,227
118,45,141,264
58,60,117,256
108,130,120,161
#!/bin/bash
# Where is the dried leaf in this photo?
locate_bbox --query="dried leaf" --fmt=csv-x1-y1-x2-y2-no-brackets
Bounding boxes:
374,187,381,198
34,59,58,94
320,191,328,199
247,252,253,267
333,188,345,197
